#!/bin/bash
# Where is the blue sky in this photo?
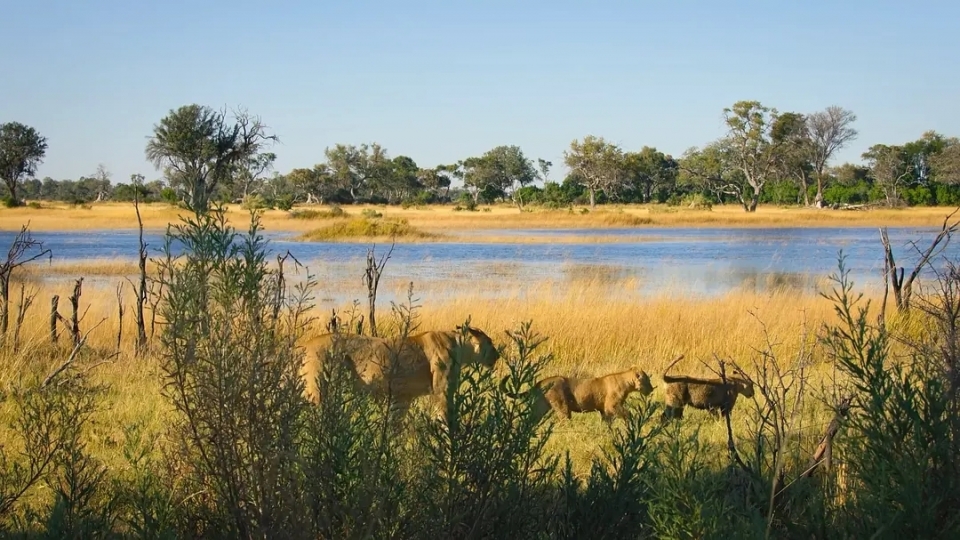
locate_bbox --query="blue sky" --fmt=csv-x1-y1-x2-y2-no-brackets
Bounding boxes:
2,0,958,184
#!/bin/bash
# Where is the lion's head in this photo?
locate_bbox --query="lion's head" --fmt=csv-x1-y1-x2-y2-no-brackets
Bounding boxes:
456,325,501,368
634,368,654,395
730,367,755,398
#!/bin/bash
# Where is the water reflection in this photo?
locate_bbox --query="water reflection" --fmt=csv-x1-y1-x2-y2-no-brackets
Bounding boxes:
1,226,952,307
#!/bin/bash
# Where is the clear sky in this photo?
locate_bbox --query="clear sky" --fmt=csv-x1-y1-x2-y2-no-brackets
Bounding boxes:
2,0,958,184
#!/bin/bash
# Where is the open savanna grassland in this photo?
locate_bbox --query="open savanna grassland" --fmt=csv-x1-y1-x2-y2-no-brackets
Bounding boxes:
1,268,878,478
1,201,956,243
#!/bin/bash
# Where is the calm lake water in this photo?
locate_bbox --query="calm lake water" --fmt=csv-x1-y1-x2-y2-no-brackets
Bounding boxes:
2,226,956,306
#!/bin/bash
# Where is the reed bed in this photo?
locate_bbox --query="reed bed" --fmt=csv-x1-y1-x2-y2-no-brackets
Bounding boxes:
1,273,853,473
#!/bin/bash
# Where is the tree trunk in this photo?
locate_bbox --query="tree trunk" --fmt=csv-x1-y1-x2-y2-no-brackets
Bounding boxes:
814,173,825,208
589,188,596,208
5,181,19,206
800,174,810,206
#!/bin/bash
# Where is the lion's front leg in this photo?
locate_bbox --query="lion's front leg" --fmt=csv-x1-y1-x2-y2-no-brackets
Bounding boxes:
431,366,451,423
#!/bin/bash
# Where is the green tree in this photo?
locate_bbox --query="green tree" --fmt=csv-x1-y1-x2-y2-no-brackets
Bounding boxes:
417,165,455,202
384,155,422,203
932,142,960,186
807,106,858,207
771,112,814,205
460,146,537,208
145,104,277,213
232,152,276,201
324,143,387,201
722,100,781,212
563,135,624,208
678,143,736,204
622,147,678,203
0,122,48,206
863,144,911,206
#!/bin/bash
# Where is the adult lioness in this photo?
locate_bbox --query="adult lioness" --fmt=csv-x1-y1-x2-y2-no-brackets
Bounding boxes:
660,356,753,420
505,366,655,425
300,326,501,420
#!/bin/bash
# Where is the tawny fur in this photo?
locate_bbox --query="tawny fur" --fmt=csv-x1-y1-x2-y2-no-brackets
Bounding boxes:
515,367,655,425
299,326,500,420
661,371,754,420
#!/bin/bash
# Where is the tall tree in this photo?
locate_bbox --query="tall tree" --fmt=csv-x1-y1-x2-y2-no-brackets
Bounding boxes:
563,135,624,207
460,146,537,208
145,105,277,213
622,146,678,203
678,143,737,204
903,131,957,186
932,142,960,185
91,163,112,202
723,100,781,212
233,152,276,200
808,106,858,208
863,144,911,206
324,143,386,201
771,112,814,205
537,158,552,185
0,122,48,206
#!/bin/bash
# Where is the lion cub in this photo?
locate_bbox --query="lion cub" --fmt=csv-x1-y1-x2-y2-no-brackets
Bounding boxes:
527,367,655,425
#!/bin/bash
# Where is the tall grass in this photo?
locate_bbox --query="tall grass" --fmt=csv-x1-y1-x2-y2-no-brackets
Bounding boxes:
2,201,955,234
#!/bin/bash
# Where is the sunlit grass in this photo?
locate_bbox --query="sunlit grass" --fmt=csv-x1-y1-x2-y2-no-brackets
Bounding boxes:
299,216,440,242
0,265,903,477
2,201,956,237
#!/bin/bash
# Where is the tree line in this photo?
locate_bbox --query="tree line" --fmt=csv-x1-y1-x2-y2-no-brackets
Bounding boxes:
3,100,960,211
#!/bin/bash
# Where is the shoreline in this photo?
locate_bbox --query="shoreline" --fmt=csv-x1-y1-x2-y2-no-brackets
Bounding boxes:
1,202,956,240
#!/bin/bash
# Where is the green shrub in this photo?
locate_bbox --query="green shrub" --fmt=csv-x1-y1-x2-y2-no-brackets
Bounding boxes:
934,183,960,206
682,193,713,210
822,254,960,539
903,185,934,206
240,193,271,210
361,208,383,219
155,207,315,537
274,195,294,211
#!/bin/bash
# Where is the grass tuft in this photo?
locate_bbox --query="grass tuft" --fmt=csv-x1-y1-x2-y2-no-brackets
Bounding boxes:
288,206,348,220
299,217,438,241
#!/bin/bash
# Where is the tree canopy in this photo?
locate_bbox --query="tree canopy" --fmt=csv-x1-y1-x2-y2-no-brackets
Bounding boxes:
0,122,48,206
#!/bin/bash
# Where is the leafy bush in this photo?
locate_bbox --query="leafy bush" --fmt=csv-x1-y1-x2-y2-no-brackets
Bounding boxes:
935,183,960,206
159,187,178,205
682,193,713,210
273,195,294,211
903,185,934,206
240,193,271,210
361,208,383,219
822,255,960,538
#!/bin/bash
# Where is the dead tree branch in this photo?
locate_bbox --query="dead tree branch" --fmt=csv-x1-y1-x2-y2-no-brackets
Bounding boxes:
69,278,84,346
41,318,106,388
880,207,960,312
363,242,395,337
116,282,125,353
49,294,60,344
13,283,38,353
134,186,149,355
0,222,52,344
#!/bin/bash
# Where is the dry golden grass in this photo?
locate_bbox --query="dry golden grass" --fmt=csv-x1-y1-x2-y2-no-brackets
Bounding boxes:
0,271,867,473
2,202,956,240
